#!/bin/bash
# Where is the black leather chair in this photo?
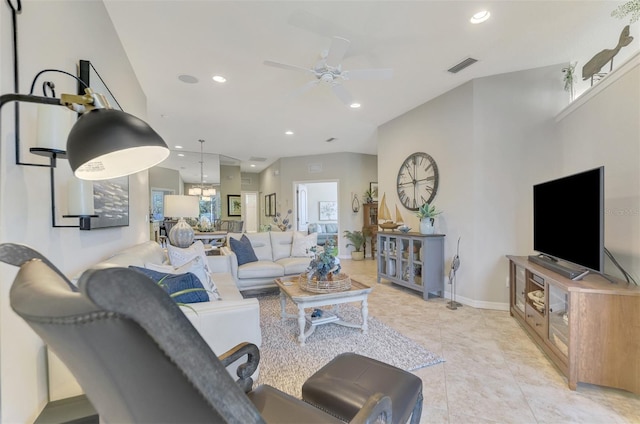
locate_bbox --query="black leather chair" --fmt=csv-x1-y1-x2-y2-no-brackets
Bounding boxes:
0,243,392,424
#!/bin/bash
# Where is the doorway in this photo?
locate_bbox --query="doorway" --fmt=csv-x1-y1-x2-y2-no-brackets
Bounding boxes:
242,191,259,233
294,180,339,233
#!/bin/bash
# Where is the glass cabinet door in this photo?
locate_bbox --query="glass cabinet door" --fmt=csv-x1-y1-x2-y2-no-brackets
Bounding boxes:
514,265,526,314
400,238,422,286
548,283,569,359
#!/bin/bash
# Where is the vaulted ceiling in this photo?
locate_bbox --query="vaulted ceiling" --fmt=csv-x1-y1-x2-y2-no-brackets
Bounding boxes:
103,1,636,181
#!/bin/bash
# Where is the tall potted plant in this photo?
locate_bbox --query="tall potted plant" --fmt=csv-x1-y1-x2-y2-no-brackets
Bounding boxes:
416,203,441,235
343,230,366,260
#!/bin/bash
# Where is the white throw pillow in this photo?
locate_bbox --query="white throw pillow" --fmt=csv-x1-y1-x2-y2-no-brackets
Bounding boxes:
291,231,317,257
146,256,220,301
167,241,210,272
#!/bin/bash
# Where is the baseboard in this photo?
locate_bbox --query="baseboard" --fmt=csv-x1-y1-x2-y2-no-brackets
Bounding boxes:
443,290,509,311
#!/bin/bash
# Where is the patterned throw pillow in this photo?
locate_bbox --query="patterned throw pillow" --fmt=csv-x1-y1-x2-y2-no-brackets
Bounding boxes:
229,234,259,266
291,231,317,257
129,266,208,304
146,256,221,301
167,241,210,272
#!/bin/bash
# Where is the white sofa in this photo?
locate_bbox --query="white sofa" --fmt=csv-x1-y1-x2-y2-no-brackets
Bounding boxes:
50,241,261,401
222,231,314,292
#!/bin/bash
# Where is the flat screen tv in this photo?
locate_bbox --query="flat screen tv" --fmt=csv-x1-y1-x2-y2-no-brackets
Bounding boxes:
533,167,604,274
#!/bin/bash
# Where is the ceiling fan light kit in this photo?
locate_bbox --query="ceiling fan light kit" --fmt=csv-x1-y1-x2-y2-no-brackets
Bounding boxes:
263,35,393,106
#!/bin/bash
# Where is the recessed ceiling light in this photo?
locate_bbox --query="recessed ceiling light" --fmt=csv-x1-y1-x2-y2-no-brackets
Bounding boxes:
212,75,227,83
470,10,490,24
177,153,184,157
250,164,256,167
178,74,199,84
175,145,183,149
285,130,294,135
350,103,361,109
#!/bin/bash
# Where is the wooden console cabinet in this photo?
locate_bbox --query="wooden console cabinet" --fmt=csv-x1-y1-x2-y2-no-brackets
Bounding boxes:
378,232,445,300
362,202,378,258
507,255,640,394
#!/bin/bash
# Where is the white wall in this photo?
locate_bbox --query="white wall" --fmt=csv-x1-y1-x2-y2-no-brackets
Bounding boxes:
556,55,640,279
0,1,149,421
149,166,182,194
306,182,338,224
379,65,567,308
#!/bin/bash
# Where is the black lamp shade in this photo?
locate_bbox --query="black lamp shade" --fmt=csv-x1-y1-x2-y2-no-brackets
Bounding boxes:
67,109,169,181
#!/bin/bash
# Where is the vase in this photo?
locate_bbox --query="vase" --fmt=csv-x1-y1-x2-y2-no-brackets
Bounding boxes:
351,251,365,261
419,218,435,235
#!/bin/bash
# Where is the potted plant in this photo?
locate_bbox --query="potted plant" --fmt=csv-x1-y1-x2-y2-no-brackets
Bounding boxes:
343,230,366,260
363,189,374,203
415,203,441,235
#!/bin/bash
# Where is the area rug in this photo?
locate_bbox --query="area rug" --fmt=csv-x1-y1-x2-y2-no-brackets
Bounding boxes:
255,294,444,398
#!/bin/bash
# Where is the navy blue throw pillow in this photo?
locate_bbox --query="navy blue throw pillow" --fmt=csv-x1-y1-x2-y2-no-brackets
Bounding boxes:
229,234,259,266
129,266,208,304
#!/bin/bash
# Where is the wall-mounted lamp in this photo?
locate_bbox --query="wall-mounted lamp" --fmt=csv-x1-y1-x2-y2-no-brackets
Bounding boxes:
62,178,97,231
352,194,360,213
0,88,169,229
1,88,169,178
2,0,170,230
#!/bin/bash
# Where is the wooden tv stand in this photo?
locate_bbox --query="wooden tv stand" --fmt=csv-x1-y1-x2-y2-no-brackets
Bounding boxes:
507,255,640,394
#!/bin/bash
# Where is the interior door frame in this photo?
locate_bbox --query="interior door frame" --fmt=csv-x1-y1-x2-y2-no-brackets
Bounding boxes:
292,179,340,247
241,191,259,233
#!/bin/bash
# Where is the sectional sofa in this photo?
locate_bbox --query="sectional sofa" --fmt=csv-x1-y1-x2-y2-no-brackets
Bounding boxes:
51,241,262,400
307,222,339,246
222,231,316,292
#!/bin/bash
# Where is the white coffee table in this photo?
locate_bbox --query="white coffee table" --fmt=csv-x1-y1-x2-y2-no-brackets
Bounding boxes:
275,276,373,346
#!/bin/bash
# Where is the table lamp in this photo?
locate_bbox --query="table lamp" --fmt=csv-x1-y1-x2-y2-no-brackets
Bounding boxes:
164,195,199,248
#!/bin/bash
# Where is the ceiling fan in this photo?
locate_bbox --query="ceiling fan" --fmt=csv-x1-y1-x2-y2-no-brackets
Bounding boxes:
263,36,393,105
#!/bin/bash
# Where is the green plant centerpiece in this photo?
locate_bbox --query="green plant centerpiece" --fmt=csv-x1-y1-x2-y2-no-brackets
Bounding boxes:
343,230,366,260
416,203,441,235
300,239,351,292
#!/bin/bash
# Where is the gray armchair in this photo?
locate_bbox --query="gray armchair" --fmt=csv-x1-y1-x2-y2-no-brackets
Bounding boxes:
1,243,392,423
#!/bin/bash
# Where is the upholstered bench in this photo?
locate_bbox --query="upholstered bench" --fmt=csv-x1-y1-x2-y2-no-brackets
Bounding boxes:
302,353,423,424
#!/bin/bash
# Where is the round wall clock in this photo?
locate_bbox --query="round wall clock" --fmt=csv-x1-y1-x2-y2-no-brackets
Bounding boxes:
396,152,439,211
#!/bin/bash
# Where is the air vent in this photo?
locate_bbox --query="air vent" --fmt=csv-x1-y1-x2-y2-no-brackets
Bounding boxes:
249,156,267,162
308,163,323,173
447,57,478,74
325,137,337,143
241,177,252,185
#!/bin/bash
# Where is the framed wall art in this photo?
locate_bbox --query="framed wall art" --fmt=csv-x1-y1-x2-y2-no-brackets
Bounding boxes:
91,177,130,228
79,60,129,228
370,182,379,202
228,194,242,217
265,193,276,216
319,201,338,221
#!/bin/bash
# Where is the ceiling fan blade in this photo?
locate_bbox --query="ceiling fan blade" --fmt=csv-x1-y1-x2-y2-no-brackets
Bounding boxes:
263,60,315,75
342,68,394,80
288,80,320,99
325,36,351,67
330,83,353,105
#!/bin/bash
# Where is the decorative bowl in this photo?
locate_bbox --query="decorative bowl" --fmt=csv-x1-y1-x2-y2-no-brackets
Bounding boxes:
398,225,411,233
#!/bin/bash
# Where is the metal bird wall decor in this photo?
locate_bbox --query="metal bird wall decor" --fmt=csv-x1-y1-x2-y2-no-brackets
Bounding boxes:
582,25,634,85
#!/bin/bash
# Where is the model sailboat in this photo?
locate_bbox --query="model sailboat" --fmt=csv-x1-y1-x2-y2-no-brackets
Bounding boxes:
378,193,403,231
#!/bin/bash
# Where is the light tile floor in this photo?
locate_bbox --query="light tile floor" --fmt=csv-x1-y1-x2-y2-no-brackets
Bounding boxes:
337,258,640,424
